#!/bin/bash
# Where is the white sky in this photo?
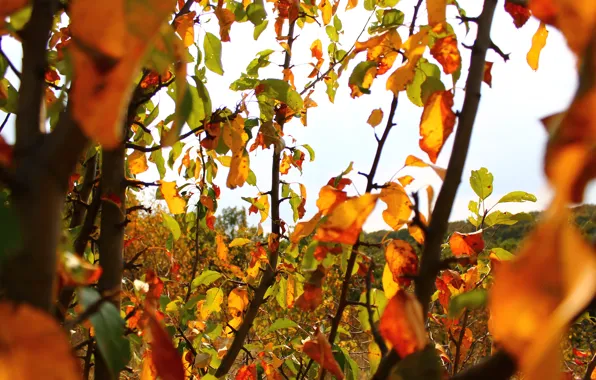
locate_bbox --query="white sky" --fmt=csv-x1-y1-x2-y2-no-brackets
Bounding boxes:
1,0,595,232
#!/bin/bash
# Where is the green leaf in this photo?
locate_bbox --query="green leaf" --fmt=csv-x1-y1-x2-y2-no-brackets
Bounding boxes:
0,79,19,113
325,70,339,103
230,74,260,91
247,0,267,26
79,288,130,377
468,200,479,215
253,20,268,40
333,15,342,31
275,276,287,308
247,49,275,77
189,76,212,126
469,167,494,201
391,345,442,380
264,318,298,334
336,347,360,380
257,79,303,121
192,270,223,289
229,238,252,247
8,6,32,30
0,54,8,79
302,144,315,161
490,248,514,261
484,210,518,227
348,61,377,96
326,25,339,42
204,32,224,75
497,191,537,204
406,59,443,107
357,289,387,331
203,287,224,315
369,9,404,34
247,170,257,186
448,289,488,318
162,212,181,240
149,150,166,179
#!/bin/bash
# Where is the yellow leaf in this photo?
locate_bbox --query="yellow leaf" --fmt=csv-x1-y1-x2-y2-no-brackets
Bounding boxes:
316,185,348,215
216,234,229,262
489,207,596,380
0,302,80,380
258,193,269,224
228,287,249,316
386,29,429,95
70,0,176,148
290,212,322,244
398,175,414,187
385,239,418,286
419,90,456,163
527,22,548,71
426,0,447,26
314,193,378,245
319,0,333,25
367,108,384,127
128,150,149,175
382,263,399,299
225,117,250,189
174,11,196,47
404,154,446,179
379,182,412,230
160,181,186,214
346,0,357,10
229,238,252,247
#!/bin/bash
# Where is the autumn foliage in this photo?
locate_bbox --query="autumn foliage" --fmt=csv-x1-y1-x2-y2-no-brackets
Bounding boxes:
0,0,595,380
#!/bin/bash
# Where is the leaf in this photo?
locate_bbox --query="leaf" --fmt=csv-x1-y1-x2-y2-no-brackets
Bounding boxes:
69,0,176,148
128,150,149,175
406,58,444,107
527,22,548,71
449,230,485,257
430,36,461,75
379,182,412,230
404,154,446,179
489,247,515,262
59,251,102,286
387,29,429,95
489,207,596,379
302,332,345,380
160,181,186,214
229,238,252,247
0,301,80,379
505,0,531,28
426,0,446,26
192,270,222,289
498,191,537,203
367,108,383,127
385,240,419,287
483,61,493,87
162,212,181,241
202,287,224,317
448,289,487,318
382,263,399,299
379,289,428,358
228,287,249,316
146,311,185,380
204,32,224,75
215,6,235,42
419,90,456,163
225,116,250,189
469,167,494,201
173,11,196,47
216,234,229,262
348,60,377,98
79,288,131,377
256,78,304,120
264,318,298,335
314,194,378,245
290,213,322,244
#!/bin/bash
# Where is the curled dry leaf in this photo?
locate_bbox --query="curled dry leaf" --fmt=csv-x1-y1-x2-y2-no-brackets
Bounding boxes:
379,289,428,358
449,230,485,257
302,332,345,379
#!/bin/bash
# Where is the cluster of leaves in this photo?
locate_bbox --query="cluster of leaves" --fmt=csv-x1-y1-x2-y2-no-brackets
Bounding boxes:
0,0,595,379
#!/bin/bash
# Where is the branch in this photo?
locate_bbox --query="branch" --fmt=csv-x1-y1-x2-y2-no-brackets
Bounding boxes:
584,353,596,380
366,261,388,356
214,18,297,378
0,39,21,79
415,0,498,319
452,309,470,375
64,292,118,330
0,112,10,133
450,351,516,380
125,143,161,152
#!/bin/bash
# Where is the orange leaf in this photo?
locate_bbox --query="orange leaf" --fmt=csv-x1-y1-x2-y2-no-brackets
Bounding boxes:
385,239,419,286
483,61,494,87
295,282,324,311
128,150,149,175
386,29,429,94
173,11,196,47
527,22,548,71
316,185,348,215
504,0,531,28
236,364,258,379
290,212,322,244
426,0,446,26
146,312,185,380
367,108,383,127
379,290,428,358
215,6,235,42
314,193,378,245
302,332,344,379
449,231,485,257
160,181,186,214
398,175,414,187
0,302,80,380
430,36,461,75
69,0,176,148
59,251,103,286
404,154,447,179
379,182,412,230
216,233,229,262
419,90,456,163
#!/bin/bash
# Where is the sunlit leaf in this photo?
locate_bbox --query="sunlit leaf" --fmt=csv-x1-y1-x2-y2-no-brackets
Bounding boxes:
387,29,429,95
204,32,224,75
302,332,345,380
419,90,456,163
527,22,548,71
426,0,446,26
505,0,531,28
448,289,487,318
385,239,418,287
59,251,102,286
449,230,485,257
379,289,428,358
367,108,383,127
160,181,186,214
379,182,412,230
470,167,494,201
314,194,378,245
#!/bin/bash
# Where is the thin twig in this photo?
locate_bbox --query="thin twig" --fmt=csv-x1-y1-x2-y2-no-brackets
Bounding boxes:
0,40,22,78
452,309,470,375
0,113,10,133
366,261,388,356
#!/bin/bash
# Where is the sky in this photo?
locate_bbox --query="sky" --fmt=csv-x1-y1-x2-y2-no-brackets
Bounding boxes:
1,0,595,232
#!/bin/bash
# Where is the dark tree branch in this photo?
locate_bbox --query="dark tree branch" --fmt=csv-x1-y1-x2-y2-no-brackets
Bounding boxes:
0,40,22,78
415,0,498,319
0,112,11,133
452,309,471,375
584,353,596,380
450,351,516,380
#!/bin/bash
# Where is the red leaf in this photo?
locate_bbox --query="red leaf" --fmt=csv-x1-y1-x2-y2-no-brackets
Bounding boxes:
302,332,344,379
449,231,485,257
505,0,531,28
